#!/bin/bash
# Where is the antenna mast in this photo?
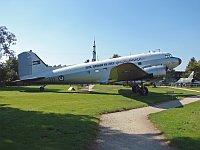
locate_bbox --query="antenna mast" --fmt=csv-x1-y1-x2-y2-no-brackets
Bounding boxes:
92,37,96,62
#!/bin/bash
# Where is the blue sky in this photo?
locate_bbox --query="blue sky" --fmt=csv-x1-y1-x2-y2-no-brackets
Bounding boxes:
1,0,200,70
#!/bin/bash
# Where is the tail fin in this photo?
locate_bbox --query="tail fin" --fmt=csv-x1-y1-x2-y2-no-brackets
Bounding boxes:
188,71,194,79
18,50,52,79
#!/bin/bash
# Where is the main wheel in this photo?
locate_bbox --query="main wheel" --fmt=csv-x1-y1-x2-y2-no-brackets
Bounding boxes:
139,87,149,96
132,86,137,93
40,87,45,92
131,84,140,93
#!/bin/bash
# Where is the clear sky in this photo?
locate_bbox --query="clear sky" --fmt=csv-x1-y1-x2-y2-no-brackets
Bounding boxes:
1,0,200,71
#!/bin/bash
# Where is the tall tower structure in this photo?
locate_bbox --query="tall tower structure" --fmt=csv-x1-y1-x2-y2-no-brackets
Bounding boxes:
92,39,96,62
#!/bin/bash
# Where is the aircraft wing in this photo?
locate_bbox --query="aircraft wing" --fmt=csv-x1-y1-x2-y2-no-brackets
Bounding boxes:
109,63,149,82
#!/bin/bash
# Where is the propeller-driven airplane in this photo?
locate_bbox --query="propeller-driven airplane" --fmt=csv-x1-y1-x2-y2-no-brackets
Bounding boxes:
17,50,181,95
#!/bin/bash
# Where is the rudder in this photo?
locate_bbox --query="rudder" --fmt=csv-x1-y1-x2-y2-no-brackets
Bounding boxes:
18,50,51,79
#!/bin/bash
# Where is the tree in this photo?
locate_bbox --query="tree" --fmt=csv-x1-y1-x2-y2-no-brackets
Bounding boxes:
0,63,6,84
4,57,18,82
0,26,17,58
0,57,18,85
184,57,200,81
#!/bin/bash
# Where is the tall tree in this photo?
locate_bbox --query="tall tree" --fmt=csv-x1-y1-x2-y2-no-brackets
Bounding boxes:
195,61,200,81
0,26,17,58
184,57,200,81
0,63,6,84
3,57,18,82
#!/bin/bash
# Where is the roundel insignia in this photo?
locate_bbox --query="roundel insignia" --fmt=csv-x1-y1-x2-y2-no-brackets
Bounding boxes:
58,75,64,81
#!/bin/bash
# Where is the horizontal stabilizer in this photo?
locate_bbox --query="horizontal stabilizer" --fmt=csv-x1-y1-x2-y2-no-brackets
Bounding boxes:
20,77,45,81
14,77,45,82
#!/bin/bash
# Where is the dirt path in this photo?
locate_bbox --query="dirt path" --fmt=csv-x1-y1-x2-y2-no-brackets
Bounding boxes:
95,95,200,150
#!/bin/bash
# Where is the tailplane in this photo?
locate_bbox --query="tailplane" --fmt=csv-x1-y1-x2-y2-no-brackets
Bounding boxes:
18,50,53,80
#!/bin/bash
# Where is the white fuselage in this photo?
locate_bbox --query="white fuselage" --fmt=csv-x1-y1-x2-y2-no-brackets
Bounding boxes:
24,51,181,84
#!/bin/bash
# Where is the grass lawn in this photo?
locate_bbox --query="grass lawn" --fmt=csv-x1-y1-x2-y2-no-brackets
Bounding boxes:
0,85,199,150
173,86,200,92
149,101,200,150
188,87,200,91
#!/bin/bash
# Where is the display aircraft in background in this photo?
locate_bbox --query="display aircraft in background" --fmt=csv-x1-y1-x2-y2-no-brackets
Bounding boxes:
17,50,181,95
176,71,194,86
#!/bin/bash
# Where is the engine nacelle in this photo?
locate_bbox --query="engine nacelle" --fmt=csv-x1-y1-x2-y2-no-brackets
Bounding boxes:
144,66,167,78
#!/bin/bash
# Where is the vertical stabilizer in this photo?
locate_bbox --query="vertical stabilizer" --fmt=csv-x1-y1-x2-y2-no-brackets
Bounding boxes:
188,71,194,79
18,50,52,79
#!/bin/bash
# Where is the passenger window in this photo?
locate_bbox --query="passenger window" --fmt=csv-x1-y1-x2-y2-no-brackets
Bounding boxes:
138,62,142,65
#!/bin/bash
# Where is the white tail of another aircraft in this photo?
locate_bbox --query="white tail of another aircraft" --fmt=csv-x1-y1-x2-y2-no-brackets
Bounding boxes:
176,71,195,84
18,50,53,80
188,71,194,79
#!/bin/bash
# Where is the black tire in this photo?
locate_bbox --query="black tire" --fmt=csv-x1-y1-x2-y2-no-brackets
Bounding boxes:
139,87,149,96
132,86,137,93
40,87,44,92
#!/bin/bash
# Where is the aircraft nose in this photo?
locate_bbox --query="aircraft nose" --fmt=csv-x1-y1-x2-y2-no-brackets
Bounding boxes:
178,58,182,65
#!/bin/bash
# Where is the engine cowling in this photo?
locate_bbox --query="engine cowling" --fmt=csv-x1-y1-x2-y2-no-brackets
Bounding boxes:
144,65,167,78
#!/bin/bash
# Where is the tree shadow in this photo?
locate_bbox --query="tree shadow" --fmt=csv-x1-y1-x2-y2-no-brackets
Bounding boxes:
0,105,98,150
170,137,200,150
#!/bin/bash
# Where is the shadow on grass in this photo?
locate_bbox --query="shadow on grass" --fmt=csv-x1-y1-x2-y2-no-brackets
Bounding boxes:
0,86,61,93
0,105,98,150
170,137,200,150
57,91,120,96
94,125,199,150
0,86,119,95
118,89,196,108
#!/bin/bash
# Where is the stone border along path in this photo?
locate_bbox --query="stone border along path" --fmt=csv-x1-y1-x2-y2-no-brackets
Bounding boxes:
94,89,200,150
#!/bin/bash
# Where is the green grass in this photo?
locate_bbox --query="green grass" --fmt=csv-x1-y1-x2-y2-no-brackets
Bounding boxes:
187,87,200,91
174,86,200,91
0,85,199,150
149,101,200,150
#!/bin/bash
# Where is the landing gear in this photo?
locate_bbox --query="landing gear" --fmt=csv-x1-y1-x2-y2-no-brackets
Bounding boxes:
40,85,46,92
139,86,149,96
130,81,149,96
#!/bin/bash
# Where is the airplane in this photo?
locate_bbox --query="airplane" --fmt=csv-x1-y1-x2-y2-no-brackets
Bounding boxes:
176,71,195,86
17,50,181,95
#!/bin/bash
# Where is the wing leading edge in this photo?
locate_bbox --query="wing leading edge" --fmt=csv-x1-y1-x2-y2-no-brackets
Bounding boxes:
109,63,149,82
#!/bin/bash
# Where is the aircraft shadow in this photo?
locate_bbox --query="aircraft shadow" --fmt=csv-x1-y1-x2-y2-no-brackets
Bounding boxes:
0,86,61,93
0,105,98,150
0,86,118,95
57,91,120,96
118,89,197,109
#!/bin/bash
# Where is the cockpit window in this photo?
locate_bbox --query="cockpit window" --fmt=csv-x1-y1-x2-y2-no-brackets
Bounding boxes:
165,54,172,58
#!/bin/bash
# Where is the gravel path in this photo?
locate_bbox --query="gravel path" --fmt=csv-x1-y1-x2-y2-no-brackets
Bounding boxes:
95,95,200,150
